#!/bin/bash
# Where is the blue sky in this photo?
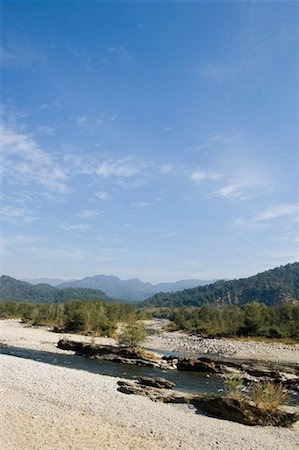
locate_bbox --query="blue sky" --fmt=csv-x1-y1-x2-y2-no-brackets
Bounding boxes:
1,1,298,282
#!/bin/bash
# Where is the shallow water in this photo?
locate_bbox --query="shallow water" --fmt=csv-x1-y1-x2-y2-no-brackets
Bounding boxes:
1,344,298,405
0,344,225,395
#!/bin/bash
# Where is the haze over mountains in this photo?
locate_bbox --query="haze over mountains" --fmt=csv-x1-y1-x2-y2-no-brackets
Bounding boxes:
1,263,298,305
2,275,213,303
23,278,74,287
56,276,213,302
23,276,213,302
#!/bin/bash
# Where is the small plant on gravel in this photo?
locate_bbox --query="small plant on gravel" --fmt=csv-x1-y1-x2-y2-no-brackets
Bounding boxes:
225,375,245,400
251,381,289,410
117,321,147,348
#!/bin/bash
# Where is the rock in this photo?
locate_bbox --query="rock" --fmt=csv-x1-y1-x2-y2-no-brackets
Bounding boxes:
137,377,176,389
176,357,220,373
116,379,299,427
116,380,192,404
57,339,172,369
192,396,299,427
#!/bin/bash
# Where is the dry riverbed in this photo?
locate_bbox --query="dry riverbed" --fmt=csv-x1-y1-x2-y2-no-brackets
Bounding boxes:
144,319,299,364
1,319,299,450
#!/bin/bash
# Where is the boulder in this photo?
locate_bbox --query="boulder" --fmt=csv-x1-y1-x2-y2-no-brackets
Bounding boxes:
137,376,176,389
116,380,192,404
192,396,299,427
57,339,171,368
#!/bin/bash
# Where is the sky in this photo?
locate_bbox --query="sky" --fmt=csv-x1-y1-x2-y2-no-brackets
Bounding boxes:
1,1,299,283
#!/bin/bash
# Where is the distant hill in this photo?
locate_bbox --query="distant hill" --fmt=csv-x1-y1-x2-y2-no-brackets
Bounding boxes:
57,275,214,301
142,263,299,308
22,277,73,287
0,276,115,304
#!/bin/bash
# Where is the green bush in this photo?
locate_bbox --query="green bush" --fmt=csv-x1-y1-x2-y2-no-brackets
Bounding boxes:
117,321,147,347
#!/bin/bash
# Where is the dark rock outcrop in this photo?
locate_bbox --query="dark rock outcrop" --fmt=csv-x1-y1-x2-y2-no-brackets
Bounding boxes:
117,379,192,403
116,378,299,427
192,396,299,427
57,339,299,391
137,376,176,389
57,339,173,369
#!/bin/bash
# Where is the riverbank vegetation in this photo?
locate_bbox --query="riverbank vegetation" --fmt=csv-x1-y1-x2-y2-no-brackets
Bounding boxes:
0,300,139,337
148,301,299,341
1,299,298,341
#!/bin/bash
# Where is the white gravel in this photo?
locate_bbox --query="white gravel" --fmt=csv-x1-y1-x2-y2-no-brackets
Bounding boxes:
143,320,299,364
1,320,299,449
1,354,299,450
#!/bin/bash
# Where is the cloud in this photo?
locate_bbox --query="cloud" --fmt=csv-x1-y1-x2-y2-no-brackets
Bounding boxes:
38,126,55,135
215,183,252,200
255,204,299,221
190,169,208,182
0,206,39,223
190,169,220,183
186,131,246,153
59,224,90,231
95,191,108,200
76,115,89,126
76,209,99,218
107,45,133,62
131,202,150,208
1,123,70,194
160,164,174,174
94,157,146,179
0,34,44,69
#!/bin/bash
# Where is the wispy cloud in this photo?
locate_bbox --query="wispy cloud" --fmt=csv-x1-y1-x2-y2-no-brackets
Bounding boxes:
190,168,221,183
200,7,298,86
1,34,44,69
59,224,90,231
215,183,253,200
131,202,150,208
255,204,299,221
76,209,99,218
38,126,55,135
107,45,133,63
94,158,143,178
76,115,89,126
235,204,299,232
186,131,246,153
160,164,174,174
95,191,108,200
1,123,70,194
0,206,39,223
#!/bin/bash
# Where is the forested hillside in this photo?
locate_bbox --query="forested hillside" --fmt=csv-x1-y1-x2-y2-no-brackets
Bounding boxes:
0,276,115,304
143,263,299,308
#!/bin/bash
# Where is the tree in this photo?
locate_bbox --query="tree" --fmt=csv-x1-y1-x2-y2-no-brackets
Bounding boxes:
117,321,147,347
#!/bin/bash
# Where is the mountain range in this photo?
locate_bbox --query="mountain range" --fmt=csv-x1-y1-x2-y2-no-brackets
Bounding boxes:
56,276,213,301
0,276,114,304
143,262,299,308
2,275,213,303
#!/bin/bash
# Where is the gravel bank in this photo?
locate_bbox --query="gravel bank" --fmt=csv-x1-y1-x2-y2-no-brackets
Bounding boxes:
143,320,299,364
1,320,299,449
1,354,299,450
2,319,299,364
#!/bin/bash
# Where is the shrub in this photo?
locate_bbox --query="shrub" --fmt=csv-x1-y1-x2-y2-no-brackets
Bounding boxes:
117,321,147,347
225,375,244,400
251,381,289,410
